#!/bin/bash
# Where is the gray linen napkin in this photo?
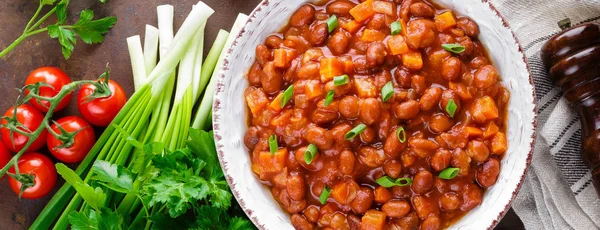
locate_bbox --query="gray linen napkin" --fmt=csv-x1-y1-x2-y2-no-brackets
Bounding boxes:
488,0,600,229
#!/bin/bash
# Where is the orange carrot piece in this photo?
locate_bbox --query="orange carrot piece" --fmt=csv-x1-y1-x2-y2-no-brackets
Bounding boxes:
373,186,392,204
354,78,377,98
304,80,324,99
268,93,284,112
387,35,410,55
491,132,508,154
463,126,483,138
471,96,499,123
360,210,387,230
402,50,423,70
449,81,473,100
330,181,359,205
340,20,363,34
372,1,394,16
483,122,500,139
435,11,457,31
350,0,375,23
320,58,345,82
361,29,387,42
258,148,288,178
273,48,295,68
270,109,293,127
245,88,269,115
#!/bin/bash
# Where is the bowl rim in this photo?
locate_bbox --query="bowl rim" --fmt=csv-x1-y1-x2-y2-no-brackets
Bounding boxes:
212,0,538,229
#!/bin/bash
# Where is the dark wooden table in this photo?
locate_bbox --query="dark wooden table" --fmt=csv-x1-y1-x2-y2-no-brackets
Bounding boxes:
0,0,525,229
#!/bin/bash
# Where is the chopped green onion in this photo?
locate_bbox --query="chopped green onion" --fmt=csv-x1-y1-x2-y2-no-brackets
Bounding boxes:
391,21,402,35
442,44,466,54
327,15,338,33
439,167,460,179
304,144,318,164
396,127,406,143
320,186,331,204
376,176,413,188
446,99,457,118
381,81,394,102
325,90,335,106
333,75,349,86
281,85,294,108
345,124,367,140
269,135,278,155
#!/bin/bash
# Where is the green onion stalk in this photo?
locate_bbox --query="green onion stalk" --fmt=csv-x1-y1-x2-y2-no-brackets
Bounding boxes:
30,2,215,229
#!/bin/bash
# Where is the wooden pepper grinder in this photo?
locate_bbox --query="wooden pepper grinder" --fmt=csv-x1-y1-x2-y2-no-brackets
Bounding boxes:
541,21,600,196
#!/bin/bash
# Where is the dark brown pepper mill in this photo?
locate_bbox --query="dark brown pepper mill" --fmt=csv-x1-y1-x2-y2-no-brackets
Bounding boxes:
541,21,600,196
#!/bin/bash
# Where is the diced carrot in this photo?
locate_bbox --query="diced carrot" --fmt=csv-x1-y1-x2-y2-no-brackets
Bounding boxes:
402,50,423,70
340,20,363,34
273,48,296,68
435,11,457,31
372,1,394,16
491,132,508,154
258,148,288,179
331,181,359,205
449,82,473,100
373,186,392,203
320,58,345,83
387,35,410,55
245,87,269,115
400,18,408,36
360,210,387,230
354,78,377,98
470,96,499,123
304,80,324,99
361,29,387,42
350,0,375,23
483,122,500,139
343,59,355,74
463,126,483,138
270,109,293,127
268,93,284,112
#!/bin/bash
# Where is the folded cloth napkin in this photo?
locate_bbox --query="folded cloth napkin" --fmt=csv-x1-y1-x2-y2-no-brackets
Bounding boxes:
488,0,600,229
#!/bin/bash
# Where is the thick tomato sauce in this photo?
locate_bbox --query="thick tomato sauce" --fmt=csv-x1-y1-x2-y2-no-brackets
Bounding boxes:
243,0,509,229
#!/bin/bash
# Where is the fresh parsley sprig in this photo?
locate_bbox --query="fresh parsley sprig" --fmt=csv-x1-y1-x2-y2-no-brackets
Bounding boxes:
0,0,116,59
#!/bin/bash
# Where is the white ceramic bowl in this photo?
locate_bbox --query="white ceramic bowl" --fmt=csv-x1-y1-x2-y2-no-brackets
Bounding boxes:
213,0,537,229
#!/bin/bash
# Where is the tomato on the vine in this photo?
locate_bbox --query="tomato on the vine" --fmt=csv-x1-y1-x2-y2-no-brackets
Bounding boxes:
47,116,95,163
1,104,47,152
77,79,127,127
24,67,73,113
8,152,56,199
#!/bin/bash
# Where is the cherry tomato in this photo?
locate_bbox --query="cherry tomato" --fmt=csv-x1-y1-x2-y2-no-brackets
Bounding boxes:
8,152,57,199
0,141,13,179
1,104,47,152
77,80,127,127
47,116,95,163
24,67,73,113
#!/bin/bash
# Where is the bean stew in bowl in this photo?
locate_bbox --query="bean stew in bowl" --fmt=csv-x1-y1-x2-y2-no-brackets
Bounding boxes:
213,0,536,229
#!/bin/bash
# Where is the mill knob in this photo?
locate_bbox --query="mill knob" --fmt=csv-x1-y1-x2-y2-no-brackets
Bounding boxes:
541,22,600,196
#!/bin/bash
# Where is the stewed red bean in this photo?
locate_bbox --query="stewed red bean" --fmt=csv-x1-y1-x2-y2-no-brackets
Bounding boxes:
366,42,388,68
309,23,329,46
245,1,509,229
477,158,501,188
442,57,462,81
382,200,412,218
326,1,355,16
290,5,315,27
410,3,435,18
412,170,434,194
